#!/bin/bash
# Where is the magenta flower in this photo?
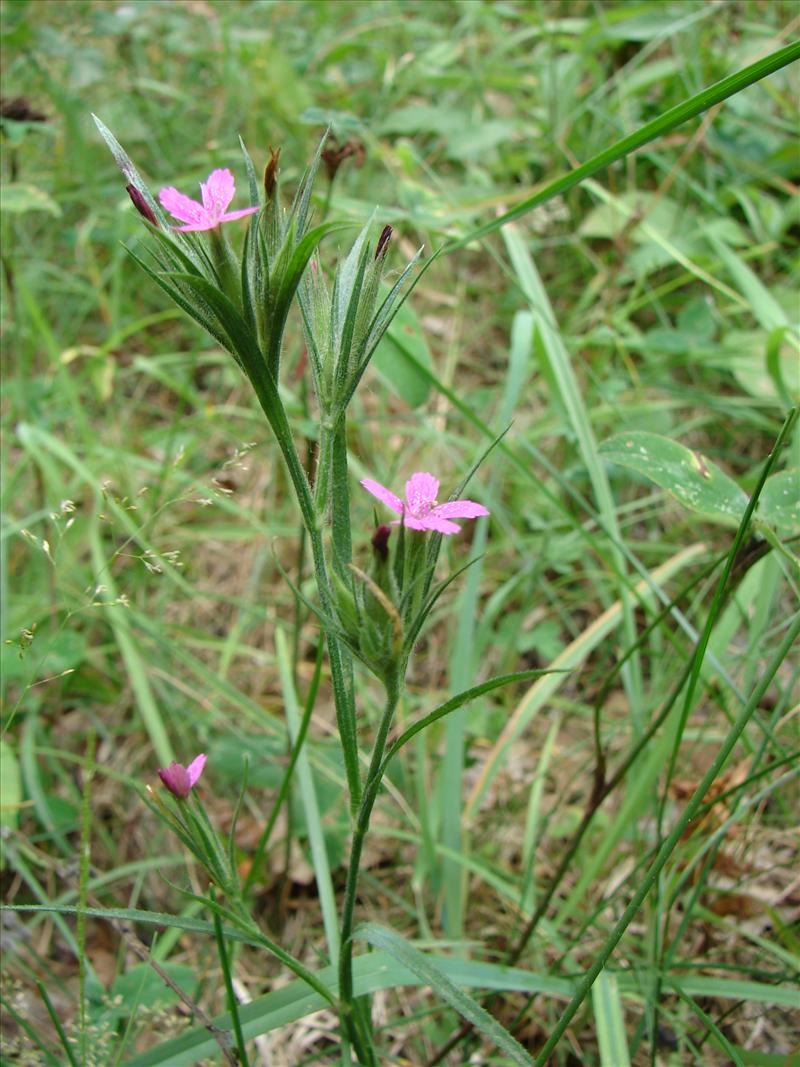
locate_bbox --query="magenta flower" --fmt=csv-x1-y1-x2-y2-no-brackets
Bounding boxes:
158,168,258,232
361,472,489,535
158,754,207,798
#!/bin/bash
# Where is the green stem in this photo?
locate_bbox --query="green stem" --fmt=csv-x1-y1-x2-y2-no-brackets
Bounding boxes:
211,893,251,1067
200,892,339,1008
242,362,362,810
338,672,401,1063
314,421,334,516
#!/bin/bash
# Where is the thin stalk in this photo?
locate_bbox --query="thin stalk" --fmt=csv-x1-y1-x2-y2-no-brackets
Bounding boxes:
314,420,335,516
338,672,402,1064
36,982,79,1067
194,892,338,1008
292,375,317,681
77,732,96,1067
211,893,251,1067
244,639,324,896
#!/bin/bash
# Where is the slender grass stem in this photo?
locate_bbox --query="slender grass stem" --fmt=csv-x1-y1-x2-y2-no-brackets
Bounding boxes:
531,614,800,1066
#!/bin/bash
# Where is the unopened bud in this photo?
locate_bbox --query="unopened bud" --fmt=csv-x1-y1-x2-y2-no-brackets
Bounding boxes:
375,225,392,259
126,184,158,226
371,524,391,562
264,146,280,201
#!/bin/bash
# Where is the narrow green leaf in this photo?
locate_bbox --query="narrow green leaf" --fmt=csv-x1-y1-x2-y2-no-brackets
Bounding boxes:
125,249,239,366
709,236,791,332
211,895,250,1067
592,971,631,1067
382,669,564,773
269,220,351,373
168,271,264,372
238,136,261,208
443,42,800,250
355,922,535,1066
503,223,643,728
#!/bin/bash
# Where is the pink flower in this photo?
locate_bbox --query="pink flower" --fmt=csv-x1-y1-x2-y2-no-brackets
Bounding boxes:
158,754,207,798
361,472,489,535
158,169,258,232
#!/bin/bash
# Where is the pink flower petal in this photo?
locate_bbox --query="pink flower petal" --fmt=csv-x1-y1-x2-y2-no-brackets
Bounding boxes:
219,206,260,223
186,753,207,787
200,168,235,216
158,761,191,798
172,220,218,232
401,514,432,531
361,478,404,514
157,754,206,797
159,186,210,228
405,472,439,511
433,499,490,520
420,515,462,535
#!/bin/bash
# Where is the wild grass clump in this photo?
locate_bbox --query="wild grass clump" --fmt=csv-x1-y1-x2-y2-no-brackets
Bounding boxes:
2,3,798,1065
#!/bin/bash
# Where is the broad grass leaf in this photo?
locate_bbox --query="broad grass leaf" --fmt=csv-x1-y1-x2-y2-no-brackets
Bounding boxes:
757,470,799,536
600,431,748,525
0,183,61,216
371,294,432,408
580,192,688,242
102,963,199,1020
0,740,22,831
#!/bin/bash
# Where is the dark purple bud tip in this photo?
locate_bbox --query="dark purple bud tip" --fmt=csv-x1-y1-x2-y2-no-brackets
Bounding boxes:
126,184,158,226
371,524,391,562
375,225,392,259
264,146,281,201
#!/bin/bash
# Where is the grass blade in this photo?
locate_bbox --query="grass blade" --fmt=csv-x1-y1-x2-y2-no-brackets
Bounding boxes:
355,922,535,1067
275,626,340,965
442,42,800,250
592,971,631,1067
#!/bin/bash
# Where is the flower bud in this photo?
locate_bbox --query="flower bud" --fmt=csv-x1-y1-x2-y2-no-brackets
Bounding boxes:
126,183,158,226
371,524,391,563
157,754,206,798
375,225,392,259
264,146,280,201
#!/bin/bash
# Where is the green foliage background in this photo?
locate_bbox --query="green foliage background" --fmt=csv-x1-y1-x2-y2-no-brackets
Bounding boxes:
1,1,798,1064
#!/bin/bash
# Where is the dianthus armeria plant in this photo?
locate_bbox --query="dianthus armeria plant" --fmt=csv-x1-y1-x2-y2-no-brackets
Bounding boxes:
94,117,551,1066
